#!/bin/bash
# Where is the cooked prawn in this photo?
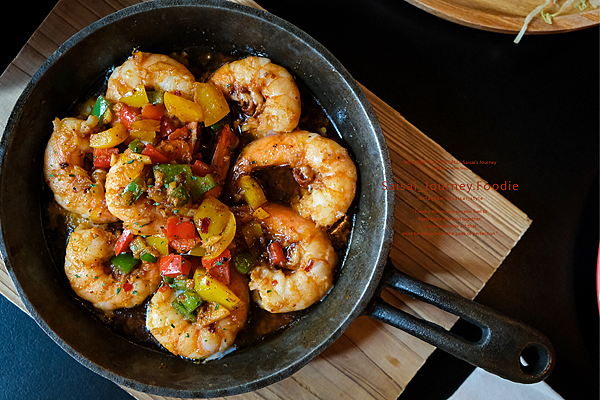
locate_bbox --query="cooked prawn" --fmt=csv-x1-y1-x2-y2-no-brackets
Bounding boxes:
44,117,118,224
146,270,249,360
106,52,196,102
104,149,169,236
230,131,357,228
64,224,161,312
209,56,301,135
249,203,337,313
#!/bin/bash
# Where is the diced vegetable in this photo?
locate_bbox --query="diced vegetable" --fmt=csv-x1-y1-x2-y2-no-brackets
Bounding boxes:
189,174,218,199
193,82,230,126
193,267,241,310
142,144,170,164
171,300,197,322
147,90,164,105
239,176,267,210
121,177,147,206
170,238,202,254
115,229,135,255
142,103,165,120
233,252,255,274
242,222,263,248
211,124,234,183
118,104,140,129
203,212,236,260
129,119,160,144
121,84,149,107
129,236,158,263
91,96,111,122
191,160,213,177
89,123,128,148
252,207,270,220
268,242,285,266
141,253,158,263
110,252,140,274
188,243,207,257
169,277,189,292
193,196,230,241
160,254,191,277
164,92,204,123
93,147,119,169
153,163,217,201
202,249,231,285
128,139,145,154
178,290,203,313
146,236,169,256
166,218,197,241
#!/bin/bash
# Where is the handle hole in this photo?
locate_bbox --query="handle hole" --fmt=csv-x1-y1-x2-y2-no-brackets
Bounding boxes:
519,344,548,376
453,317,483,343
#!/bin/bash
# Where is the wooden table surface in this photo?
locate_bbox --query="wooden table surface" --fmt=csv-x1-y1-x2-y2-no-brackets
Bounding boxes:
0,1,533,399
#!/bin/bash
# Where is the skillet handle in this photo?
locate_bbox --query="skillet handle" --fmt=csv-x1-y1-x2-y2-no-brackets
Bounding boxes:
363,259,555,384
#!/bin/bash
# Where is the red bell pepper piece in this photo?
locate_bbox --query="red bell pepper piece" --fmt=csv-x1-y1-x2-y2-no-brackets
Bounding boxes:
118,104,140,129
268,242,285,266
168,126,189,141
160,254,191,277
115,229,135,255
169,237,201,254
141,144,170,164
93,147,119,169
202,249,231,285
166,218,197,241
211,124,234,183
191,160,213,177
159,114,176,139
141,103,165,120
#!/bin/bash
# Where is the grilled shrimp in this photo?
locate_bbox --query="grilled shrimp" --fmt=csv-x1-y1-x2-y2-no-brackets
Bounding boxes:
104,149,169,236
249,203,337,313
106,52,196,102
146,270,249,360
44,117,118,223
230,131,357,228
209,56,301,135
64,224,161,312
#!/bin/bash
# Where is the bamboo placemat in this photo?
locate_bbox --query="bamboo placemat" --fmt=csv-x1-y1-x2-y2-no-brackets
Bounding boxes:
0,1,531,399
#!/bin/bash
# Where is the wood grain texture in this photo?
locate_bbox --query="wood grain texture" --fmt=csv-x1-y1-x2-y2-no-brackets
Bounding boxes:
405,0,599,34
0,0,531,399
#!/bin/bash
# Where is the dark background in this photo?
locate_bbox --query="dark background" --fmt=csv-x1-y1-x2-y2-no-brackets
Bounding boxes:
1,1,598,399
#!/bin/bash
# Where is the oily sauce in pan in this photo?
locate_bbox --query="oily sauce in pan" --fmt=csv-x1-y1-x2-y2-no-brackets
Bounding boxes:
42,48,356,357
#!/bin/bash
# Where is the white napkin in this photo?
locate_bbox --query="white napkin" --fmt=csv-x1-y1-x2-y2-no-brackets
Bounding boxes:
448,368,564,400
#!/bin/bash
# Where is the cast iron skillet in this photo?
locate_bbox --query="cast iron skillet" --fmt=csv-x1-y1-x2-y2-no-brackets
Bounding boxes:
0,0,554,397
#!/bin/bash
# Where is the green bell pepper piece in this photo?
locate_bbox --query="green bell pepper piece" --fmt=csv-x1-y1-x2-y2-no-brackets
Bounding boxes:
91,96,111,121
232,252,255,274
110,253,140,274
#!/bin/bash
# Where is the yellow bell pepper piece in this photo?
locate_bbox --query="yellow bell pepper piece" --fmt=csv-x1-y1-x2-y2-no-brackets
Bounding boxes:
188,243,207,257
89,123,128,148
193,196,230,241
145,236,169,256
193,82,230,126
129,119,160,143
239,176,267,210
164,92,204,123
203,212,236,260
120,84,149,108
252,207,270,220
193,267,241,310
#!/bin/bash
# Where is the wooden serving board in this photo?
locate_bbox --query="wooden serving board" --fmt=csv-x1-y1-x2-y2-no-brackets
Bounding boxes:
406,0,599,34
0,1,532,399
